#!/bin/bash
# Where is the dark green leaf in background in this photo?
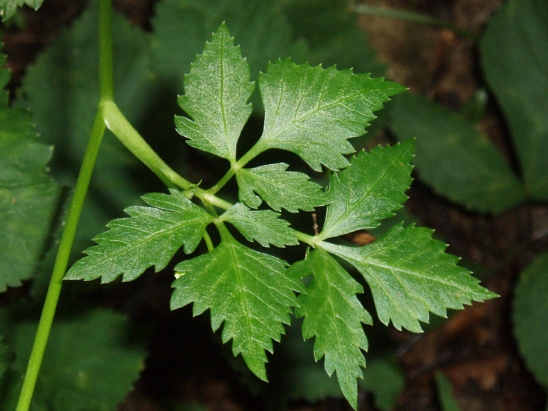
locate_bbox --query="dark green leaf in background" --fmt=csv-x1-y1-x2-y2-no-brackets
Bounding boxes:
292,249,372,409
0,337,19,411
436,372,462,411
280,0,385,76
0,309,145,411
65,190,213,283
513,253,548,388
23,2,156,221
321,224,497,332
151,0,303,112
390,93,526,214
24,2,154,165
321,140,414,239
236,163,328,212
481,0,548,200
0,54,61,292
171,230,304,381
175,23,254,162
360,357,405,411
258,60,405,171
220,203,298,248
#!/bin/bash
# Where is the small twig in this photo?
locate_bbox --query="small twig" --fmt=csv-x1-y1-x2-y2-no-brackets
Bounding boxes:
349,3,477,41
312,213,319,236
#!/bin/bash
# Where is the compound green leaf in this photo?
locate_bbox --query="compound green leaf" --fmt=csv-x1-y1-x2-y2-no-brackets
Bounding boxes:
65,190,213,283
175,24,254,162
291,249,372,409
1,0,44,22
513,253,548,388
171,229,304,381
220,203,298,248
1,309,145,411
258,60,405,171
390,93,526,214
236,163,328,212
321,224,497,332
0,55,60,292
481,0,548,200
320,140,414,240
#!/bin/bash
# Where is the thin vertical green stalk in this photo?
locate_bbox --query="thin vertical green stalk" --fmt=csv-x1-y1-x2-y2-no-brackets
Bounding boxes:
14,0,113,409
99,0,113,101
15,113,106,411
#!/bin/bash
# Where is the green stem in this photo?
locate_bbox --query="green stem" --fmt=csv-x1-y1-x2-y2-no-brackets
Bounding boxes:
15,1,114,409
202,230,214,252
98,0,113,100
15,111,106,411
101,100,192,190
100,101,236,212
294,230,317,247
208,140,268,195
349,3,477,41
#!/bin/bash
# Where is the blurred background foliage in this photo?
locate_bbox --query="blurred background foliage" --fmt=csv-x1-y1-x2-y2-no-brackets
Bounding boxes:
1,0,547,410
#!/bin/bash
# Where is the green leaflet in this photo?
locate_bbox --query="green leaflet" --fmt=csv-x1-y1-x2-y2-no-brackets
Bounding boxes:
220,203,298,248
171,227,304,381
0,55,61,292
481,0,548,200
0,308,145,411
291,248,372,409
320,224,497,332
320,140,414,239
390,93,526,214
64,190,213,283
513,253,548,388
236,163,328,212
176,23,254,162
0,0,43,21
258,59,405,171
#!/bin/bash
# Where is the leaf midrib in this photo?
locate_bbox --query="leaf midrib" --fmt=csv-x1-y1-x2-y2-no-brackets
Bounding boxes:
323,147,408,238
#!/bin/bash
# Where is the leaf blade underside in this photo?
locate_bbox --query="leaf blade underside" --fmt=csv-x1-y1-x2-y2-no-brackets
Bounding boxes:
64,190,213,283
320,224,497,333
292,248,372,409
